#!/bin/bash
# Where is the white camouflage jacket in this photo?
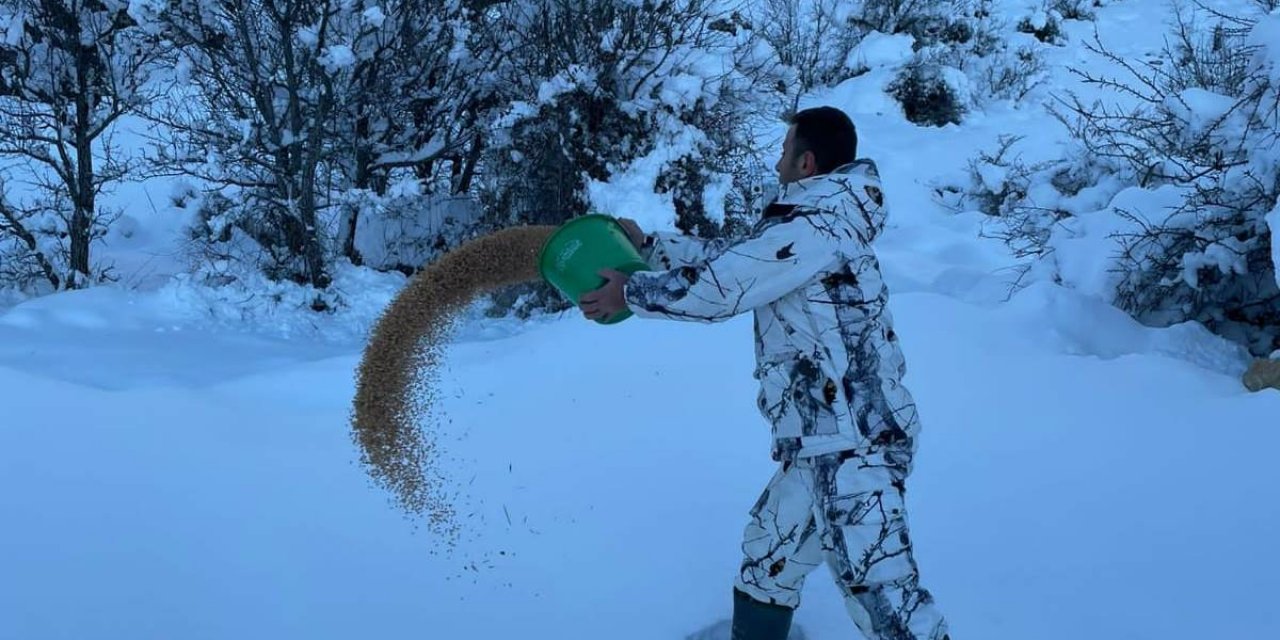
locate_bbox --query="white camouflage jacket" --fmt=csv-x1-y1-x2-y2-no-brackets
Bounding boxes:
624,160,920,462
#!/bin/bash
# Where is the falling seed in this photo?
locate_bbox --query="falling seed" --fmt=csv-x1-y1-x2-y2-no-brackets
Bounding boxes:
351,225,556,544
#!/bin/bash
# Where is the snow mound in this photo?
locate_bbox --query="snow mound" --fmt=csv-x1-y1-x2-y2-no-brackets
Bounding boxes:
846,31,915,71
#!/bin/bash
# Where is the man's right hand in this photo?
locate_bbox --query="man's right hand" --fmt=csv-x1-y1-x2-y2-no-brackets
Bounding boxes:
616,217,646,251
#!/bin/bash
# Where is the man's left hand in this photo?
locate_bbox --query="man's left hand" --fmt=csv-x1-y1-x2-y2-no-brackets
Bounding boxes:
579,268,630,321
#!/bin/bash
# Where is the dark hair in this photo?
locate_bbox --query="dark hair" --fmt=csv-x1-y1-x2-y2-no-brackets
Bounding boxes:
789,106,858,175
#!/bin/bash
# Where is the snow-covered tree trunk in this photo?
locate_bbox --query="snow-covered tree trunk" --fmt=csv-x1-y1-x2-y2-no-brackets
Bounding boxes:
71,60,94,284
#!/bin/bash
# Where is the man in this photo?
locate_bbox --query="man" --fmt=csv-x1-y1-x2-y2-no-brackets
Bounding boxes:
580,106,949,640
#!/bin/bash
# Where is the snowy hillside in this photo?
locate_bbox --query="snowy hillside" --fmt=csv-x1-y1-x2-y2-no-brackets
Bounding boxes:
2,1,1280,639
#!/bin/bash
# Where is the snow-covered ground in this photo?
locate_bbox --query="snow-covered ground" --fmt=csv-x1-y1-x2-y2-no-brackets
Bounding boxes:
3,1,1279,639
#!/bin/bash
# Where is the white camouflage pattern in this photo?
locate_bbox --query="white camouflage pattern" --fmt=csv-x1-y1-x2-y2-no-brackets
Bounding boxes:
735,451,948,639
626,159,921,462
624,160,948,639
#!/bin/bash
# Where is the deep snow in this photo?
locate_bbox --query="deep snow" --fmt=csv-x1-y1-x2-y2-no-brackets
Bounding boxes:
4,281,1278,639
2,1,1279,639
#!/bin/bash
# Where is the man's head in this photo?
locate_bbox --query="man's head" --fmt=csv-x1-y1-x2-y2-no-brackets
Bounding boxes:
775,106,858,184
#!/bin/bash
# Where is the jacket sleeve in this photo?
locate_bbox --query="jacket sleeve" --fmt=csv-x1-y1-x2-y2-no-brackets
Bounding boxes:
624,212,845,323
642,231,735,270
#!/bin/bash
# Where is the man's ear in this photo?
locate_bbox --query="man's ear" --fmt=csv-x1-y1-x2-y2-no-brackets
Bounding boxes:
801,150,818,177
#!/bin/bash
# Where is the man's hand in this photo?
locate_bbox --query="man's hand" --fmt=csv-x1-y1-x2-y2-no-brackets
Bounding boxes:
579,268,631,321
616,217,646,251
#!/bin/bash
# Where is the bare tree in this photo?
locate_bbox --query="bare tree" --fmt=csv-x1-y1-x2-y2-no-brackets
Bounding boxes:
0,0,163,290
148,0,501,284
148,0,354,289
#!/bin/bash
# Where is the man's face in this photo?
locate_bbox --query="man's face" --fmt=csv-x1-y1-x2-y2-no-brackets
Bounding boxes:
775,125,815,184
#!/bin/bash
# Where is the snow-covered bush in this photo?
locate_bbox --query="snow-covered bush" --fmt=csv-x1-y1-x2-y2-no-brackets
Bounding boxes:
1162,12,1255,97
716,152,775,239
889,60,970,126
332,1,501,264
979,6,1280,355
474,1,776,316
1050,0,1106,21
889,0,1052,124
751,0,864,102
750,0,1042,126
482,80,648,228
183,189,321,291
746,0,957,109
959,2,1053,100
973,43,1049,102
855,0,947,36
338,188,483,275
942,135,1069,258
151,1,340,290
1017,7,1065,45
480,2,763,227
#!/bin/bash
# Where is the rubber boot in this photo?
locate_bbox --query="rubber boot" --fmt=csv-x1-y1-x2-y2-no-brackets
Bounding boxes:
731,588,795,640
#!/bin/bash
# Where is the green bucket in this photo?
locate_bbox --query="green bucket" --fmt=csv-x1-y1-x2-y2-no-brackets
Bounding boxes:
539,214,651,324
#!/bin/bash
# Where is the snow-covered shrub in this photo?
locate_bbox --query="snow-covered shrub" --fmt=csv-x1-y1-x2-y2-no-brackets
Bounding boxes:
168,181,417,325
749,0,952,104
938,132,1123,269
481,2,715,226
332,1,501,265
946,135,1069,258
160,257,409,342
717,153,775,239
990,6,1280,355
182,190,317,291
975,44,1049,101
1017,7,1065,45
1050,0,1106,21
188,182,484,307
855,0,947,36
476,1,775,317
889,60,970,126
933,3,1003,56
751,0,865,100
152,2,341,289
889,0,1052,121
1163,13,1255,97
858,0,1018,123
958,2,1053,100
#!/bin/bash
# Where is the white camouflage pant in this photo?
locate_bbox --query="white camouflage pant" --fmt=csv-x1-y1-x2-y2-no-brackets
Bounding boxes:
735,449,949,640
